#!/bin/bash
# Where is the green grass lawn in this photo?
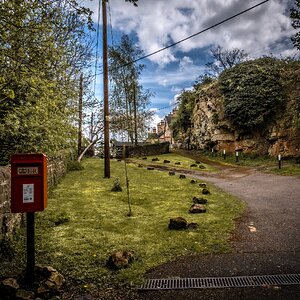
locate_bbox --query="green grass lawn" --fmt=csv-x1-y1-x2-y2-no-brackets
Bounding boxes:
1,157,244,294
129,152,217,172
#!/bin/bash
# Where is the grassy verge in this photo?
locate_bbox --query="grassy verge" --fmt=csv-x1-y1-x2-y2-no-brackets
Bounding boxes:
1,157,244,295
129,152,217,172
189,150,300,177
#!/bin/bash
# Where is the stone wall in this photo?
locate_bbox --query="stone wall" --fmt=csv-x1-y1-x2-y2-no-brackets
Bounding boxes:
0,156,68,240
47,155,68,188
0,166,23,240
123,142,170,158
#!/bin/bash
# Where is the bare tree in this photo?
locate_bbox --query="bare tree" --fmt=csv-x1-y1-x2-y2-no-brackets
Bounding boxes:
205,45,248,77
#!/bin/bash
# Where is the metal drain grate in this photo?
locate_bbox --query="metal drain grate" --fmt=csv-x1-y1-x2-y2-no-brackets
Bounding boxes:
139,274,300,290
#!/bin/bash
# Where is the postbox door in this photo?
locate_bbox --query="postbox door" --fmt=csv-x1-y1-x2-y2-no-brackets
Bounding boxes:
11,176,44,213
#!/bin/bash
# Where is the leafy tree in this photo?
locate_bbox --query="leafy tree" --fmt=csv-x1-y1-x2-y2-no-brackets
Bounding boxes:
108,34,153,144
0,0,94,164
219,57,284,130
170,90,196,141
290,0,300,50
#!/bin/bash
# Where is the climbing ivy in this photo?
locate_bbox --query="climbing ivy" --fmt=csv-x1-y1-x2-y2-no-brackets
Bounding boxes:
170,89,196,139
219,57,284,130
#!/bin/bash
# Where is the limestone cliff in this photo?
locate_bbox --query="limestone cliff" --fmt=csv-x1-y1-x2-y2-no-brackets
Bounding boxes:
190,61,300,157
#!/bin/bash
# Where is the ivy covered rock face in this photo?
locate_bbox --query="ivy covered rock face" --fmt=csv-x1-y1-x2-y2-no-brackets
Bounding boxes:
187,57,299,156
219,57,284,130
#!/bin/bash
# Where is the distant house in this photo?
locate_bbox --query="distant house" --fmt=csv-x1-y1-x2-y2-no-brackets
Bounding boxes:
147,109,177,144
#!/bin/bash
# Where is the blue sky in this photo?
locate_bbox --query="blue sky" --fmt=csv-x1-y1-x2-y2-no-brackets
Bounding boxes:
83,0,297,128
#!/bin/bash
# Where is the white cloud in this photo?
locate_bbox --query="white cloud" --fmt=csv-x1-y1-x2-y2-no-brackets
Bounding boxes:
171,86,182,93
141,63,205,87
84,0,295,66
149,113,162,129
179,56,193,71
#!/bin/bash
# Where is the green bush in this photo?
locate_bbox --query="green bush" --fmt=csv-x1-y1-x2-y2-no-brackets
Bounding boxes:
219,57,284,130
67,160,84,171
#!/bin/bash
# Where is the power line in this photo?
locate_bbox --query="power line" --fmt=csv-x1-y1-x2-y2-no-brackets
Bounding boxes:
96,0,270,75
154,103,177,112
108,0,115,47
93,0,102,94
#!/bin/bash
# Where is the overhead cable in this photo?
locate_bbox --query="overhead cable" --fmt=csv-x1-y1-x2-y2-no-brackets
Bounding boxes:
93,0,102,93
97,0,270,74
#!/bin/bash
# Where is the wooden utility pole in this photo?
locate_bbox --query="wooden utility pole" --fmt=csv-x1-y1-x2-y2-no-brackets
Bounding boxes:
133,84,138,146
78,73,83,157
102,0,110,178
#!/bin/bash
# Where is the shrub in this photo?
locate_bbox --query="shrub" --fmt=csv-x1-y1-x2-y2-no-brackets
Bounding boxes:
111,178,123,192
219,57,284,130
67,160,84,171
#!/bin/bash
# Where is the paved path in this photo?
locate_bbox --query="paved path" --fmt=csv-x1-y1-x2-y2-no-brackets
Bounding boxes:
138,158,300,300
195,169,300,254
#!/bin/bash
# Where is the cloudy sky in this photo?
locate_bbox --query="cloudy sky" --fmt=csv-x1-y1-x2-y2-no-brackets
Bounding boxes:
82,0,297,127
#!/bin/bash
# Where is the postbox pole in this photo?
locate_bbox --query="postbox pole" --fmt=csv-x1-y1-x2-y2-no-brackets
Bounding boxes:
26,212,35,283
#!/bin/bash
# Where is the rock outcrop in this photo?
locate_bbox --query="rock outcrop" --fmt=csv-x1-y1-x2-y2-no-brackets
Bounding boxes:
190,68,300,158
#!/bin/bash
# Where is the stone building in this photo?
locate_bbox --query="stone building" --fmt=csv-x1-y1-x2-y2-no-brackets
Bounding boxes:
147,109,177,144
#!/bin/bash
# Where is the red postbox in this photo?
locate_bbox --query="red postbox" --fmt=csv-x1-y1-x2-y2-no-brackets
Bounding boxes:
11,154,48,213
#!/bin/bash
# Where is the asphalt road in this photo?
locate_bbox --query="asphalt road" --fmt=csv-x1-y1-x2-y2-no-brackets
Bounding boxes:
138,163,300,300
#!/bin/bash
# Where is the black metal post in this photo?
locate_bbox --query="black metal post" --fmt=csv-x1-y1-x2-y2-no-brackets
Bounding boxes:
278,155,281,169
26,212,35,284
236,151,239,163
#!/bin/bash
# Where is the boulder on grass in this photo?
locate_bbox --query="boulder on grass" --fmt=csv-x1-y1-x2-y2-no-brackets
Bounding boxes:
142,157,147,160
147,167,154,170
202,188,210,195
106,250,134,270
199,183,207,188
199,165,206,169
190,179,197,184
168,217,188,230
190,164,197,167
195,161,200,164
163,160,170,163
193,197,207,204
35,265,65,298
189,204,206,214
175,162,181,165
169,171,175,176
152,157,159,161
179,174,186,179
0,278,19,299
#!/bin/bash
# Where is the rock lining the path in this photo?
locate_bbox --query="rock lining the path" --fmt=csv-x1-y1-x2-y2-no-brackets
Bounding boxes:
193,197,207,204
0,265,65,300
106,250,134,270
189,204,206,213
